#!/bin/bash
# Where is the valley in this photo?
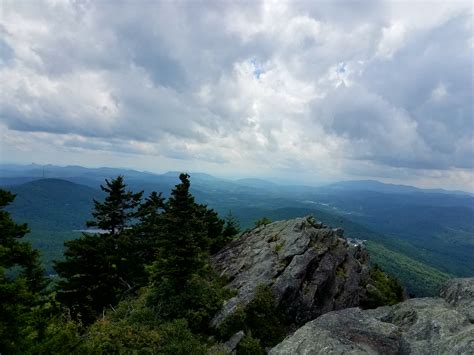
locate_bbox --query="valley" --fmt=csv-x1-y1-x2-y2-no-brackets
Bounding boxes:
2,164,472,296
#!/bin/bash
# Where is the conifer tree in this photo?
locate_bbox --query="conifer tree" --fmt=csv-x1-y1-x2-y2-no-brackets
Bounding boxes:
150,174,209,291
87,176,143,235
55,176,143,324
198,206,225,254
133,191,166,263
0,189,47,353
222,211,240,241
148,174,231,329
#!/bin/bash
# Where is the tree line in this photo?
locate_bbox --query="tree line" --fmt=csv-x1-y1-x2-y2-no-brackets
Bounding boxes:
1,173,245,353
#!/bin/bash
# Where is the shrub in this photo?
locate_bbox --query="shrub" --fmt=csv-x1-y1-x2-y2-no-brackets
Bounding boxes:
29,315,83,355
361,265,405,309
148,272,233,333
218,285,287,348
237,334,265,355
254,217,272,227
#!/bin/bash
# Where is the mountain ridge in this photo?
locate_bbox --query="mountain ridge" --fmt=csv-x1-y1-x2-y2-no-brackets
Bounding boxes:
1,163,472,195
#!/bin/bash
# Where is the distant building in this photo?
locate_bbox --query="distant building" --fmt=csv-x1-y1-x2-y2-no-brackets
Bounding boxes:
346,238,367,248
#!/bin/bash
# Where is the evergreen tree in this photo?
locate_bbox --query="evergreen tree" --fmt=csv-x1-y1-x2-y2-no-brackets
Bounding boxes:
132,191,166,265
222,211,240,241
149,174,209,290
148,174,230,329
198,206,225,254
87,175,143,235
0,189,48,353
55,234,115,323
55,176,143,324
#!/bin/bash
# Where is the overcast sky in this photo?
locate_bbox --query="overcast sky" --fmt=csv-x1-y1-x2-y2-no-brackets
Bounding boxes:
1,0,473,190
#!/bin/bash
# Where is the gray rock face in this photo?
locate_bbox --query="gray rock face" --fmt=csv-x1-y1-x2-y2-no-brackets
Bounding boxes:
270,278,474,355
440,278,474,323
211,217,370,327
224,330,245,353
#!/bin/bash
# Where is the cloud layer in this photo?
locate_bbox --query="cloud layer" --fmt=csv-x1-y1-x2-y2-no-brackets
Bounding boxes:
1,0,473,189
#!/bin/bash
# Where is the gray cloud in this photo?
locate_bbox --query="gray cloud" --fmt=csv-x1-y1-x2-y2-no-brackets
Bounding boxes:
0,0,472,189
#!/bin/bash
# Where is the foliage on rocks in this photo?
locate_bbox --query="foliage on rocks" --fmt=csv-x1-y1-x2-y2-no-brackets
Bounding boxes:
361,264,405,309
218,285,288,348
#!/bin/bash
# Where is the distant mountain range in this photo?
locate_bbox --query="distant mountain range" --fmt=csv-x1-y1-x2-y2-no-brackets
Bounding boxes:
1,163,473,296
1,163,471,195
325,179,472,196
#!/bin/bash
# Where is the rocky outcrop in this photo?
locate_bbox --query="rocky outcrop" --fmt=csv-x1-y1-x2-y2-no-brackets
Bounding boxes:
270,278,474,355
211,217,371,327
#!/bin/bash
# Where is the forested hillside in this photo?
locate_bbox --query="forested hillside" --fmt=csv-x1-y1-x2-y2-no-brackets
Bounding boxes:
3,164,472,295
0,175,406,353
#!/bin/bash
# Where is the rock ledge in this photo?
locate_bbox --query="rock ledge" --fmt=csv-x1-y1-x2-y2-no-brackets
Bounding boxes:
270,278,474,355
212,217,370,327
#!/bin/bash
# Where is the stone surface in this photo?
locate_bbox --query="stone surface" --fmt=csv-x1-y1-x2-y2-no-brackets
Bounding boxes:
270,278,474,355
211,216,370,327
224,330,245,353
440,278,474,323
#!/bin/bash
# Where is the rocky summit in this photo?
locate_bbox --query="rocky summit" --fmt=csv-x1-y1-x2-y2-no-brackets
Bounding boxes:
270,278,474,355
211,216,371,327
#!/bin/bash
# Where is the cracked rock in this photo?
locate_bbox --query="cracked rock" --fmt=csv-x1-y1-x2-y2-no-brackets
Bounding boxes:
211,216,370,327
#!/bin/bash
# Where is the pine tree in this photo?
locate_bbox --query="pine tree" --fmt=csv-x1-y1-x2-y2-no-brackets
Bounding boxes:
55,176,143,324
133,191,166,264
222,211,240,241
0,189,48,353
87,176,143,235
198,206,225,254
149,174,209,291
147,174,230,328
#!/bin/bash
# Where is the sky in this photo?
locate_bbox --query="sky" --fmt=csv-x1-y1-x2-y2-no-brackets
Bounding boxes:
0,0,473,190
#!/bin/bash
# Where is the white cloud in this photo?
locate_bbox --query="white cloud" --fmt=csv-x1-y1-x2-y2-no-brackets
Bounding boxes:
430,83,448,101
376,21,407,59
0,0,472,190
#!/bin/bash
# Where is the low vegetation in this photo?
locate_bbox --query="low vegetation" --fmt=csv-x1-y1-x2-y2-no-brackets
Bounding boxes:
218,285,288,350
361,264,405,309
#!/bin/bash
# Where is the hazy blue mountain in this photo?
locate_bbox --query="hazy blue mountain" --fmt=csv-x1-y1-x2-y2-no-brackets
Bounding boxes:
235,178,277,188
325,179,471,196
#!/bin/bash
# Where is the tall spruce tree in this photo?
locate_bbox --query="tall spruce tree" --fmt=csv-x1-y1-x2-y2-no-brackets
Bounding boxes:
55,176,143,324
133,191,166,261
87,176,143,235
147,174,230,329
199,206,225,254
149,174,209,290
215,211,240,253
0,189,48,353
223,211,240,238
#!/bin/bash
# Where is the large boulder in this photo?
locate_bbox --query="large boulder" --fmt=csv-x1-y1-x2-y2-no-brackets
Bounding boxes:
270,278,474,355
211,217,371,327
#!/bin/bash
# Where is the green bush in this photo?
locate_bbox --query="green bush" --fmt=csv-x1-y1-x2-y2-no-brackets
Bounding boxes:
361,265,405,309
218,307,247,340
82,307,205,354
254,217,272,227
148,272,233,333
29,314,83,355
237,334,265,355
218,285,287,348
83,319,206,354
74,289,207,354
